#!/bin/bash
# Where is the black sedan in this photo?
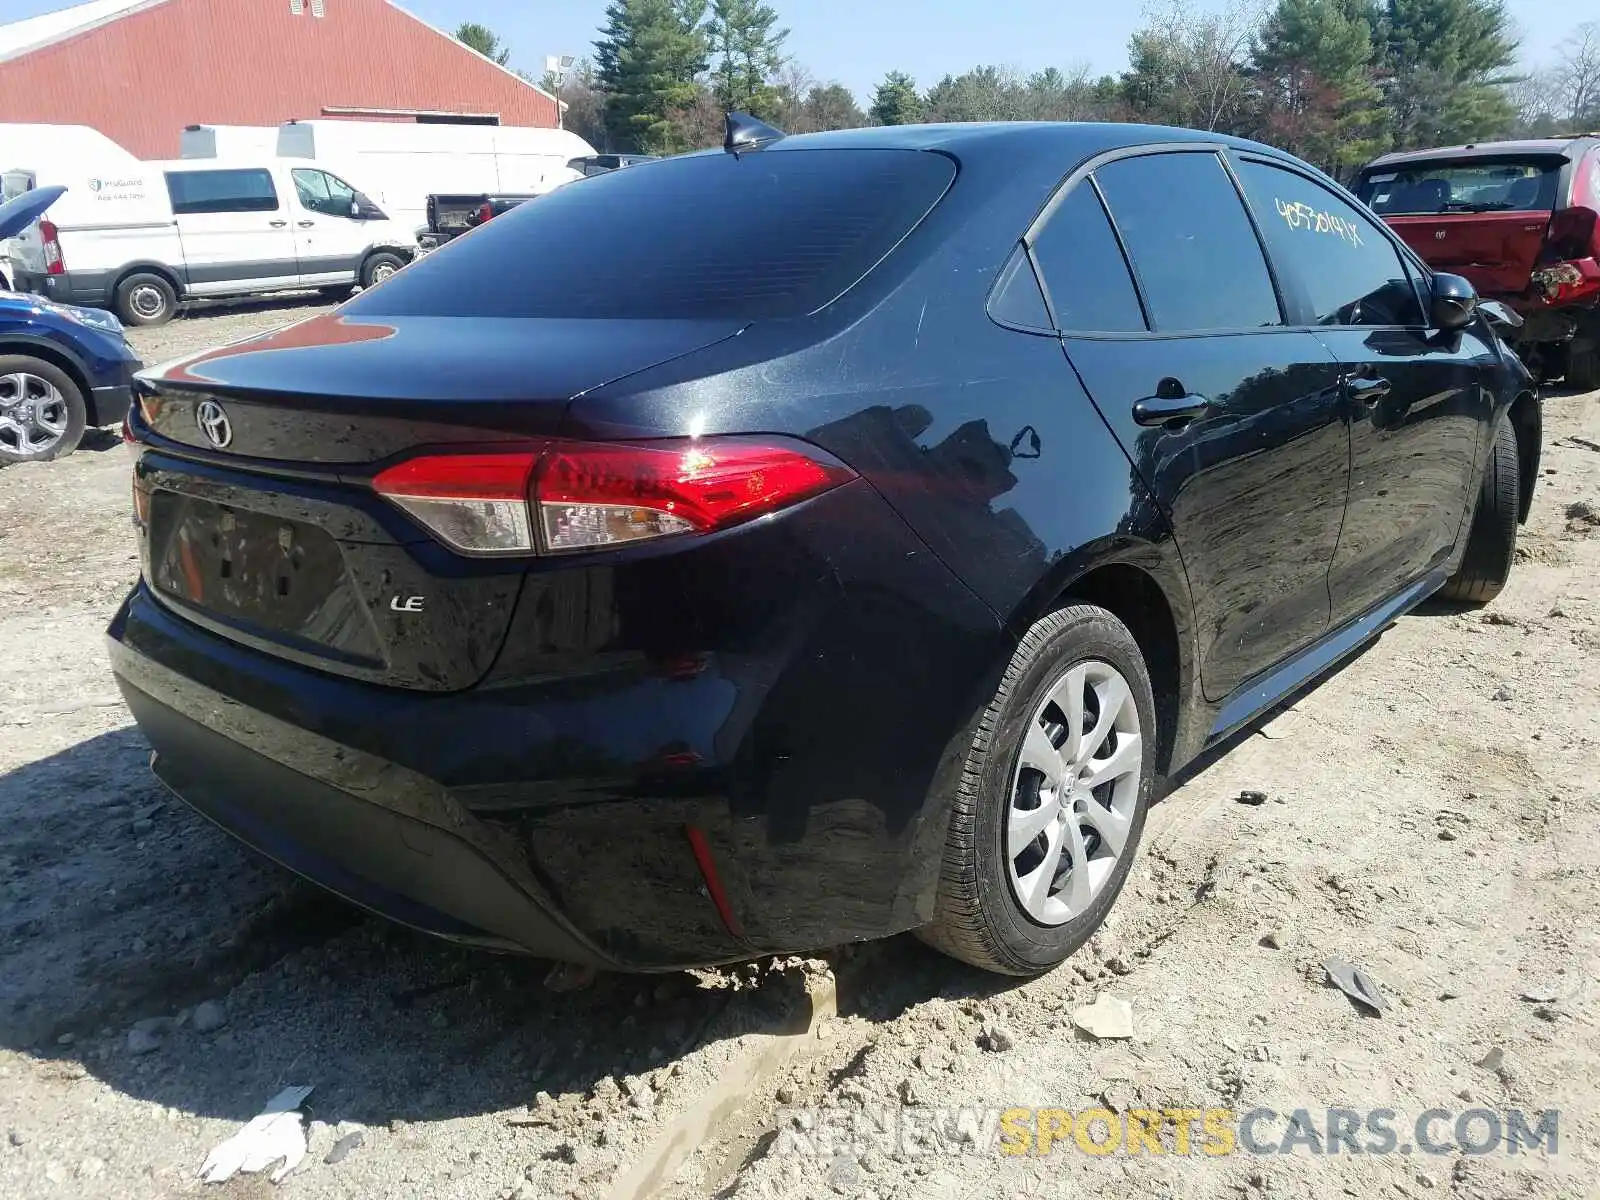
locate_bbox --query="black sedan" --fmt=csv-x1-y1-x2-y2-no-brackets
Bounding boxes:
111,119,1538,976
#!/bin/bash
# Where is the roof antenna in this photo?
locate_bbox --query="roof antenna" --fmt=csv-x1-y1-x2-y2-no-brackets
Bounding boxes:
724,112,785,157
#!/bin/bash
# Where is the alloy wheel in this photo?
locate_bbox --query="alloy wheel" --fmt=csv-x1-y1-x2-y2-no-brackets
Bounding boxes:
1006,659,1144,926
0,372,69,457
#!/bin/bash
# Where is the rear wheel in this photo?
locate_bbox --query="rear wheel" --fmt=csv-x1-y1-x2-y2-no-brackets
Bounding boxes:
1438,416,1519,606
919,604,1156,976
115,272,176,327
0,355,87,464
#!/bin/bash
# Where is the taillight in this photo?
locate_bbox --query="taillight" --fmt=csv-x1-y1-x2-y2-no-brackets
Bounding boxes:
39,219,64,275
372,437,854,556
372,451,540,554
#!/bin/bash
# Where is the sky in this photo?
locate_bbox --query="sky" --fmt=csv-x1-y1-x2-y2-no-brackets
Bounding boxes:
3,0,1585,102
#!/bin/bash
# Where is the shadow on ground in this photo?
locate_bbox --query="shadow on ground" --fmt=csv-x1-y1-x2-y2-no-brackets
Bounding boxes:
173,291,337,322
0,730,988,1131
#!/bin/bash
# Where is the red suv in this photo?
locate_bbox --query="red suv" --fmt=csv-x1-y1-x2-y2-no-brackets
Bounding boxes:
1355,135,1600,388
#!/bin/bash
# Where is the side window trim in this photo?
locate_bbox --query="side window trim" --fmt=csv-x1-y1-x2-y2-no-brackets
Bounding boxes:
1229,151,1429,330
1215,151,1294,326
1080,174,1151,332
1022,243,1055,330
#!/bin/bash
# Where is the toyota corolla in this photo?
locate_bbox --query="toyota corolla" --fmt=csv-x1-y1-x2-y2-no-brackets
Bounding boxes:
110,119,1539,976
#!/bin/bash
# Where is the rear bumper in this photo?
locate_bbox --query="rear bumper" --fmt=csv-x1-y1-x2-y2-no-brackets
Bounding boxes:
108,481,1004,969
16,268,115,309
120,667,603,962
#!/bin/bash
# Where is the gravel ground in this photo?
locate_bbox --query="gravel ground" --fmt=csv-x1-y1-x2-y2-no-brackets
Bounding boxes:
1,301,1597,1200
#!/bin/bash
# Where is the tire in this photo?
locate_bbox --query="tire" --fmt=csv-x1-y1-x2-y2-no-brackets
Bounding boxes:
115,272,177,327
1568,314,1600,392
918,604,1158,976
360,251,406,289
0,354,87,464
1437,416,1519,606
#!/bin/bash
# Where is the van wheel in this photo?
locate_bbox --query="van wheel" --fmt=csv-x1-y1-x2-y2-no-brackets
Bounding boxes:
116,273,177,327
918,604,1156,976
360,252,405,289
0,355,87,464
1437,416,1518,606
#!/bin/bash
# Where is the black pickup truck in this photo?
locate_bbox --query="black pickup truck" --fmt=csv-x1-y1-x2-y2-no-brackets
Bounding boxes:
419,193,537,251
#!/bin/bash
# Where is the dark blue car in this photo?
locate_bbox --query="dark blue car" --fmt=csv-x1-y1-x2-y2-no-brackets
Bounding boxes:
114,120,1538,976
1,186,142,464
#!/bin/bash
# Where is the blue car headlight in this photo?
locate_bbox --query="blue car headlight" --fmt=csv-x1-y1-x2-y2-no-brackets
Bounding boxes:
50,302,125,337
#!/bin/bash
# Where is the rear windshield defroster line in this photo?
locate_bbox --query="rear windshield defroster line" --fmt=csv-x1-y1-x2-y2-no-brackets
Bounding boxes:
348,148,958,321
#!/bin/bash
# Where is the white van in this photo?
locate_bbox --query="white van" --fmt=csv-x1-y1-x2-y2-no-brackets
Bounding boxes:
180,120,594,238
7,157,416,326
1,123,143,289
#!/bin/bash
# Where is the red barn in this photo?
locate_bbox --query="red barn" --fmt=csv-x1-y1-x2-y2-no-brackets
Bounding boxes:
0,0,561,159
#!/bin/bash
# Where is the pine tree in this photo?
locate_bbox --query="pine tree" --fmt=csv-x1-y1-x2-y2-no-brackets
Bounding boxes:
707,0,789,118
455,22,511,67
1378,0,1518,147
1253,0,1384,172
869,71,923,125
595,0,710,154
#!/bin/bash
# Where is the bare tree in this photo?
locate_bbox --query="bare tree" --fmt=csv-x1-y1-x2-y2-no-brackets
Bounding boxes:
1124,0,1266,133
1504,67,1560,135
1553,21,1600,127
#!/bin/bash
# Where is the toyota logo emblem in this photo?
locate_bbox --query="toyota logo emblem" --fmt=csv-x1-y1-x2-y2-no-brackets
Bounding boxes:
196,399,233,449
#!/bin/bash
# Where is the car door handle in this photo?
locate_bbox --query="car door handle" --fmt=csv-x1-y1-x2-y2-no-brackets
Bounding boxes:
297,220,315,228
1133,383,1211,428
268,219,287,228
1345,375,1392,405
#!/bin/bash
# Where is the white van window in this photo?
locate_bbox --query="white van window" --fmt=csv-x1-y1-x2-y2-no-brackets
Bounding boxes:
291,168,356,218
166,169,279,215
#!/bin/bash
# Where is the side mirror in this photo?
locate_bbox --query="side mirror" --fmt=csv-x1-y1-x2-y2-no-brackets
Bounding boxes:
1430,272,1478,331
349,199,362,219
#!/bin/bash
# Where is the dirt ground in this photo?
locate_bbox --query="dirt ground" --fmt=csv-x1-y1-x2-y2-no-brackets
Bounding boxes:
1,299,1597,1200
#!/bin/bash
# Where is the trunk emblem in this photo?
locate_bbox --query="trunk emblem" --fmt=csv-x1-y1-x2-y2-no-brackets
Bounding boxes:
1435,230,1447,240
390,595,425,613
196,400,233,449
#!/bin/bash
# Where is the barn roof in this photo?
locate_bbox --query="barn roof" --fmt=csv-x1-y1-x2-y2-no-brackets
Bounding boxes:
0,0,169,65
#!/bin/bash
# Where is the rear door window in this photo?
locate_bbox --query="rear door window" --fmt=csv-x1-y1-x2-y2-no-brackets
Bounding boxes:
1236,159,1425,328
1092,152,1282,332
353,148,955,320
1356,159,1563,215
165,168,279,215
1026,181,1146,333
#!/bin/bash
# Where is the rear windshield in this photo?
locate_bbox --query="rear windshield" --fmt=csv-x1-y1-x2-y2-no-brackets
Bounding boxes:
1356,158,1563,215
350,148,955,320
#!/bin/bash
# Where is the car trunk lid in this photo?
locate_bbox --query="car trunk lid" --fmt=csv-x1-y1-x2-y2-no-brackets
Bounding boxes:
133,310,745,690
1384,210,1554,297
